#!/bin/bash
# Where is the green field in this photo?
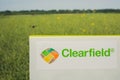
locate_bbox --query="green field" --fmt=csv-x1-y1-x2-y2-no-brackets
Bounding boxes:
0,13,120,80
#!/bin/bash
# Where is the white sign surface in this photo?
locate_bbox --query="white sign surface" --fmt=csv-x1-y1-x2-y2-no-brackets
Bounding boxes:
30,36,120,80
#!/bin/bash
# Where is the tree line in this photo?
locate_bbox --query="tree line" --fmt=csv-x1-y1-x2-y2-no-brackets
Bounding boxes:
0,9,120,15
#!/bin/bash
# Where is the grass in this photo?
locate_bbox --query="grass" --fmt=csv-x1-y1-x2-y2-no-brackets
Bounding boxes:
0,13,120,80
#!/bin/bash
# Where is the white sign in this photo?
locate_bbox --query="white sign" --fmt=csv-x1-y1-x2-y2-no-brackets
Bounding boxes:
30,36,120,80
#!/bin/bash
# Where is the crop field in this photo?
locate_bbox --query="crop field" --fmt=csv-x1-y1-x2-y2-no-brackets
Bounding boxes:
0,13,120,80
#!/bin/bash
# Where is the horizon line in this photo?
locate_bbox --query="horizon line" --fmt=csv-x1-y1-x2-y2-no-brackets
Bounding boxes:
0,8,120,12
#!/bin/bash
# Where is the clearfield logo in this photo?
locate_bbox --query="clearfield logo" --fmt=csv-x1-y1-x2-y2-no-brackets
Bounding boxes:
62,48,114,57
41,48,114,64
41,48,59,64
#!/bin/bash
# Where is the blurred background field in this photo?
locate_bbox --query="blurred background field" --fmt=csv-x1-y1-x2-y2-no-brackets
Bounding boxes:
0,13,120,79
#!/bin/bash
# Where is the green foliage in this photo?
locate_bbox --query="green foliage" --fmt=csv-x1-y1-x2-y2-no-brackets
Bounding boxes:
0,9,120,15
0,13,120,80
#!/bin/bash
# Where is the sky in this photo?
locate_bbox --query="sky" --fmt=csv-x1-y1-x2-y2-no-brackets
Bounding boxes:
0,0,120,11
